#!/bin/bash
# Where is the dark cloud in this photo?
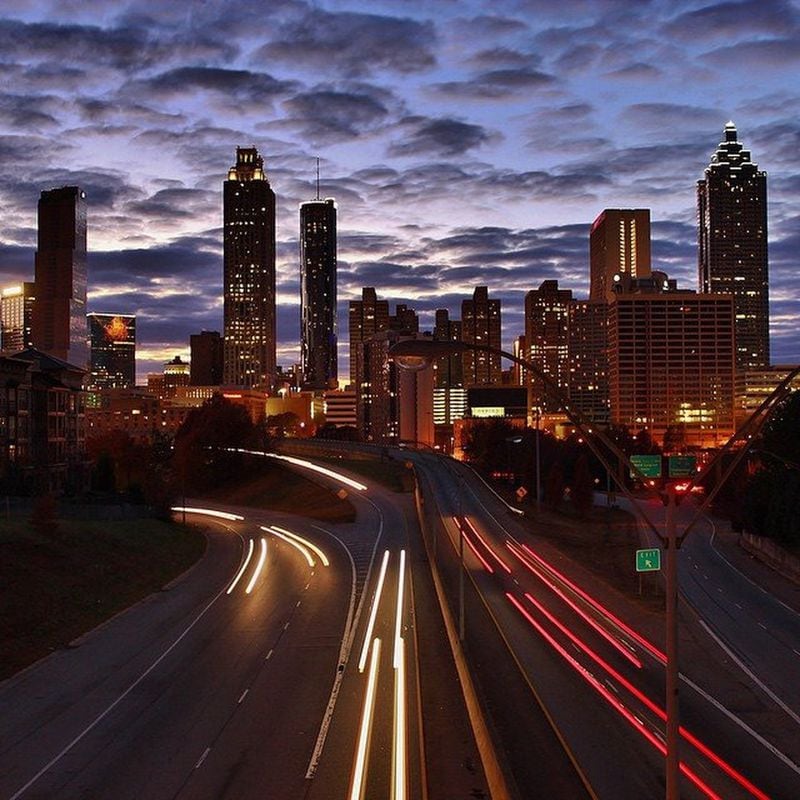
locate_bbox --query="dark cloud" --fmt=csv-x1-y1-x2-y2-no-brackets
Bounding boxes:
466,47,538,69
0,93,61,131
255,10,436,78
432,68,555,100
126,187,216,222
702,37,800,68
620,103,721,131
450,15,529,37
664,0,798,41
604,62,662,80
389,117,494,157
282,89,391,142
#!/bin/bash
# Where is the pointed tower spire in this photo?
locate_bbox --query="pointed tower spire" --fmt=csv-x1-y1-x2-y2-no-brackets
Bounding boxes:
316,156,320,200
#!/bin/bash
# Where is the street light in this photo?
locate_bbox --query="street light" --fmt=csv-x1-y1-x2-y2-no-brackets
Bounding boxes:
390,337,800,800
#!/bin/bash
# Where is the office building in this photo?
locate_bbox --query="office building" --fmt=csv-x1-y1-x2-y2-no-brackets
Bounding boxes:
568,300,609,424
190,331,223,386
88,313,135,390
32,186,88,367
390,304,419,334
1,283,36,353
608,273,735,448
349,287,389,387
300,197,338,390
590,209,651,303
524,280,572,412
163,356,190,399
698,121,769,369
223,146,276,389
461,286,502,386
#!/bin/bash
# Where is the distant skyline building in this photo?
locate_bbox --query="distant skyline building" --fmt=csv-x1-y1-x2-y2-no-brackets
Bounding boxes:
390,304,419,334
698,121,769,369
590,208,651,304
300,196,338,390
223,146,276,389
32,186,88,368
1,283,36,354
349,287,389,387
163,356,190,399
568,300,609,424
87,313,135,390
461,286,502,386
190,330,223,386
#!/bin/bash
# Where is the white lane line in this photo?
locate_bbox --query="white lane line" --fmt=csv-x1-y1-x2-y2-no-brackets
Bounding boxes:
284,622,290,631
244,538,267,594
265,649,273,661
349,638,381,800
194,747,211,769
296,600,302,608
393,550,407,669
793,649,800,657
758,622,768,631
227,538,255,594
358,550,391,673
8,571,235,800
735,603,743,610
238,689,249,704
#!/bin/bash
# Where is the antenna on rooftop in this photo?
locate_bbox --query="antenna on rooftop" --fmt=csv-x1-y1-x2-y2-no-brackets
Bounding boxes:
315,156,320,200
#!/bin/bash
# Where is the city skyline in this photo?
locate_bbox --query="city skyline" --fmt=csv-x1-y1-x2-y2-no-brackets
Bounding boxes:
0,1,798,380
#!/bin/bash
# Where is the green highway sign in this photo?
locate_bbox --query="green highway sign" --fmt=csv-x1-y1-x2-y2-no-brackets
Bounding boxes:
636,548,661,572
630,454,662,478
668,454,697,477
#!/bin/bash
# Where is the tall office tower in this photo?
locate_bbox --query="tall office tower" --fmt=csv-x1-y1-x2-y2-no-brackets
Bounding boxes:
524,280,572,412
461,286,501,386
190,331,223,386
163,356,190,399
1,283,36,353
32,186,88,367
590,209,651,303
300,197,337,390
349,287,389,386
223,146,276,389
432,309,466,433
698,121,769,369
87,313,136,390
568,300,609,424
390,304,419,334
608,273,735,448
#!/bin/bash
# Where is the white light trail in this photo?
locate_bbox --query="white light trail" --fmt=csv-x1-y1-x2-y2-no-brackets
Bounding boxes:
358,550,390,673
270,525,330,566
262,526,314,567
259,451,368,491
349,638,381,800
245,538,267,594
170,506,244,521
392,637,407,800
226,538,254,594
393,550,406,670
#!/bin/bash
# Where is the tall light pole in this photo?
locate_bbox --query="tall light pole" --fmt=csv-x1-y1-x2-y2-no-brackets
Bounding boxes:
389,337,800,800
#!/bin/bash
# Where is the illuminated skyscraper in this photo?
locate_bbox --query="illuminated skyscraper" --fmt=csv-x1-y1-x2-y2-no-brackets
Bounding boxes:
1,282,36,353
87,313,135,390
223,147,276,388
349,287,389,387
300,197,337,389
698,122,769,369
461,286,501,386
590,209,651,303
32,186,88,367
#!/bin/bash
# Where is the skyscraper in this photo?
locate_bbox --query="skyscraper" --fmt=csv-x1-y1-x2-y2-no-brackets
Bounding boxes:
1,282,36,354
590,209,651,303
223,146,276,389
87,313,136,390
698,122,769,369
461,286,501,386
190,330,223,386
349,287,389,387
300,197,337,390
32,186,88,367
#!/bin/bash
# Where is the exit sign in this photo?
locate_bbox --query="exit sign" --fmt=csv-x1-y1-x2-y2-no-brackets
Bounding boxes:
636,548,661,572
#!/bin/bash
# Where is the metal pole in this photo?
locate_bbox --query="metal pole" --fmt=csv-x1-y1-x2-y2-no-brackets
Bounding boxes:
535,409,541,512
665,488,680,800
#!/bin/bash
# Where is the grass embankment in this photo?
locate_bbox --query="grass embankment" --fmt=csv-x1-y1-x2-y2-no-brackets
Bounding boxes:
0,517,205,680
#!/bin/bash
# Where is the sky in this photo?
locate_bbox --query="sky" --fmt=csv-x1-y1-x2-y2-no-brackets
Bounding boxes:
0,0,798,381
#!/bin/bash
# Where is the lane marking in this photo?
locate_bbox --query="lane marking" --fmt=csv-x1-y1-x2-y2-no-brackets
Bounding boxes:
195,747,211,769
265,649,273,661
238,689,249,704
244,538,267,594
296,600,302,608
284,622,290,631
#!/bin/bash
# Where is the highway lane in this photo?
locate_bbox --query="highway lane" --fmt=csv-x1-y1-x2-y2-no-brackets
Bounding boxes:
411,451,800,799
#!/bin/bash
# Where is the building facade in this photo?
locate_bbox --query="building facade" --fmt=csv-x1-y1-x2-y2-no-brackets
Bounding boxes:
698,122,769,370
461,286,502,386
349,287,389,387
300,198,338,390
1,283,36,354
223,147,276,389
190,331,223,386
32,186,88,368
567,300,609,424
87,313,135,390
590,208,651,304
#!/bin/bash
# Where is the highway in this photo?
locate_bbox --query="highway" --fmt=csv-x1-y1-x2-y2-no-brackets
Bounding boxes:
409,449,800,799
0,461,428,800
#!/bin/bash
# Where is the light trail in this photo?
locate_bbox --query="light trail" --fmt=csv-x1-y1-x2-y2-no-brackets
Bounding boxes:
463,516,511,573
507,593,731,800
270,525,330,566
452,516,494,574
358,551,390,673
392,637,407,800
170,506,244,521
520,543,664,664
349,638,381,800
261,525,315,567
522,592,770,800
244,538,267,594
507,541,642,668
394,550,406,669
226,538,254,594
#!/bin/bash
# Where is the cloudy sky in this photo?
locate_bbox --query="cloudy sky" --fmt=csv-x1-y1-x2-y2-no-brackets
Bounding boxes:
0,0,798,381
